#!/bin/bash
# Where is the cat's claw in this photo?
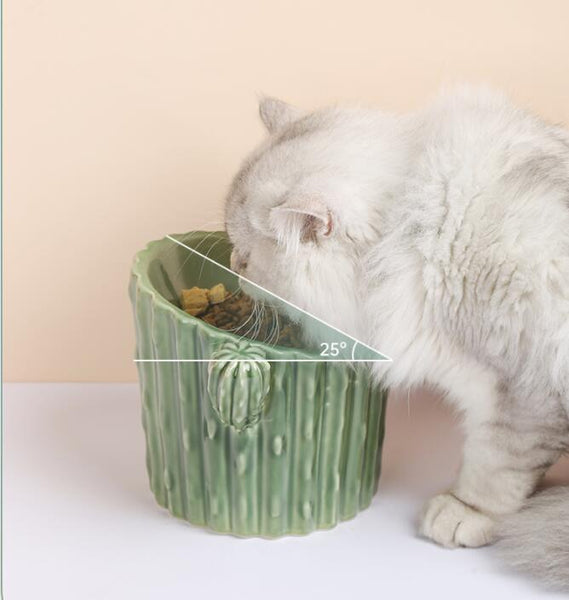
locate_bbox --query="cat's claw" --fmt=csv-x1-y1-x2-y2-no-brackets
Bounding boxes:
420,493,496,548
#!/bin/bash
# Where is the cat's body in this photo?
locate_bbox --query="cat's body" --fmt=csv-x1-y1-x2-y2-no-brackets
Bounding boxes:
224,86,569,589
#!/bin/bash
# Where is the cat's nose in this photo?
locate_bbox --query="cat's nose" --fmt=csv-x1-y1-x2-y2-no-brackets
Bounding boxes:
230,250,248,273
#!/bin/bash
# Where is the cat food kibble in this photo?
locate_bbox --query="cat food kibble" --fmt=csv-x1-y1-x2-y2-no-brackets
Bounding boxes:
207,283,228,304
180,287,210,316
179,284,302,347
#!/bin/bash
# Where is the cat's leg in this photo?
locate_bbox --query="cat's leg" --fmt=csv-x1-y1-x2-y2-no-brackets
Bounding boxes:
420,422,560,547
420,376,566,548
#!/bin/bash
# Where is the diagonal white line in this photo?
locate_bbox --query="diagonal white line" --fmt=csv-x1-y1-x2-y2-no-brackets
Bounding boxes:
166,234,393,362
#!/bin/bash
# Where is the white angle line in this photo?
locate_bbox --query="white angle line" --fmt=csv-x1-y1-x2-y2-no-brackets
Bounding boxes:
166,234,393,362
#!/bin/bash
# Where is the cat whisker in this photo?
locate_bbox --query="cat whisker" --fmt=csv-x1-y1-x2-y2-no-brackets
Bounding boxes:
229,299,258,336
251,301,265,340
197,235,227,281
265,306,280,346
164,217,225,260
237,300,261,341
170,222,226,280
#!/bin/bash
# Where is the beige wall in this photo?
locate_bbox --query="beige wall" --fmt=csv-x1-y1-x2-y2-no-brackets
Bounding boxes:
5,0,569,382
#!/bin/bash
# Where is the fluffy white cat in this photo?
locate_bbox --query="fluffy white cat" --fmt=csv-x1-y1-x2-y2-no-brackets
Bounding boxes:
224,85,569,590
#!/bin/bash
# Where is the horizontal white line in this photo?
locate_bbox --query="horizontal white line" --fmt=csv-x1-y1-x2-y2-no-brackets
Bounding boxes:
134,359,390,363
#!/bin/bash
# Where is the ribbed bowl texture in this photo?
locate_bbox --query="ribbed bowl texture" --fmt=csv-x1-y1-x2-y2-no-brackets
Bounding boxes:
129,231,388,537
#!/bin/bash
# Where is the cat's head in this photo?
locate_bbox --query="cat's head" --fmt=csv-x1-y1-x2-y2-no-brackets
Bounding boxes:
224,97,402,335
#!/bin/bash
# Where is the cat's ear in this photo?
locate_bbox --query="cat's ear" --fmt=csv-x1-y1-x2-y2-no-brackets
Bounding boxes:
259,96,303,133
269,197,333,247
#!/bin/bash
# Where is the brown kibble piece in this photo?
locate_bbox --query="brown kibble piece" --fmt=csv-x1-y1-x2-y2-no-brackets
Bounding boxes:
179,284,302,348
207,283,228,304
180,287,210,316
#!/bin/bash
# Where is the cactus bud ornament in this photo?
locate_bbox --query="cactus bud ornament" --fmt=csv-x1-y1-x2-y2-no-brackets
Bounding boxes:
207,341,271,431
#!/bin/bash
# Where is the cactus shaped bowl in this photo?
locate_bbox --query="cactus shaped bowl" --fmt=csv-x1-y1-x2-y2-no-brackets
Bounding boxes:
129,231,388,537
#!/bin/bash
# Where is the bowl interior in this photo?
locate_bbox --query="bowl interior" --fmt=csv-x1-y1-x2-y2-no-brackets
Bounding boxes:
138,231,388,362
146,231,235,308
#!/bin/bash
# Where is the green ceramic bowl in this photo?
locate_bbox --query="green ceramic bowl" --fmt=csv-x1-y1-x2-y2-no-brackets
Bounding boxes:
129,231,388,537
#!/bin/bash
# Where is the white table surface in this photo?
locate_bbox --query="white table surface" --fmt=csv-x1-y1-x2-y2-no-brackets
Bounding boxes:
4,383,569,599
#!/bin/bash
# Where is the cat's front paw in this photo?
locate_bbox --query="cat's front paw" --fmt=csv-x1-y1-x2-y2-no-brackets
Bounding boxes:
419,493,496,548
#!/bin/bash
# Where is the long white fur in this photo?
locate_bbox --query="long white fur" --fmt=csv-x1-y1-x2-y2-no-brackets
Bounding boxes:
224,85,569,589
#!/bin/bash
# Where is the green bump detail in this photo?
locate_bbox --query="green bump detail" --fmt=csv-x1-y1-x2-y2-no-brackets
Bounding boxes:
207,340,271,432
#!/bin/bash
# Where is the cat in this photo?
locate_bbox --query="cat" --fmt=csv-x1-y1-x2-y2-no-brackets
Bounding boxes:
223,85,569,590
